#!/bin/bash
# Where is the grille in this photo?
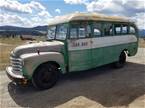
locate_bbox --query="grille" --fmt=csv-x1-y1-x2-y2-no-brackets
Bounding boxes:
10,57,22,74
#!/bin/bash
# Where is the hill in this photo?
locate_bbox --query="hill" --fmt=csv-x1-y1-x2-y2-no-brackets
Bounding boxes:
0,25,48,36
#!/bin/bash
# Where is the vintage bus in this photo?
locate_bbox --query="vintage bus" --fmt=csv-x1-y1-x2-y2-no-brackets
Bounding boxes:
6,13,138,89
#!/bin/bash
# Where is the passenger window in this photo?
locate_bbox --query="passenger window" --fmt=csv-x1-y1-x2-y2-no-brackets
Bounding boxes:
94,28,101,36
115,27,121,34
93,22,102,37
70,22,91,39
114,24,121,35
78,23,91,38
104,23,113,36
86,25,91,37
130,26,136,34
70,28,77,39
79,27,85,38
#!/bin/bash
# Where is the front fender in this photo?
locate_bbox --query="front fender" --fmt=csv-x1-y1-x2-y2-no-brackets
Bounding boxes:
20,52,65,79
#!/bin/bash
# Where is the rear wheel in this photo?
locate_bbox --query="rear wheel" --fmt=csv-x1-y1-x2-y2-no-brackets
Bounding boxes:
114,51,126,68
32,63,59,90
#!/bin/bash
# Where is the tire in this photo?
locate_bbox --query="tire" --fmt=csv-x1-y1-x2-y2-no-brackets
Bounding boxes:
114,51,126,68
32,63,59,90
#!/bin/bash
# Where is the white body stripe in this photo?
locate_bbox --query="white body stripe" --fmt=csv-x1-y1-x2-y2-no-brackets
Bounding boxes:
68,35,137,51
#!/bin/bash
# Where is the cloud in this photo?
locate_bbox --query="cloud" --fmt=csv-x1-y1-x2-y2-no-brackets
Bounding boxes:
64,0,145,29
0,13,30,27
38,10,52,17
55,8,61,14
86,0,145,16
0,0,52,27
64,0,87,4
130,12,145,29
86,0,124,14
0,0,46,14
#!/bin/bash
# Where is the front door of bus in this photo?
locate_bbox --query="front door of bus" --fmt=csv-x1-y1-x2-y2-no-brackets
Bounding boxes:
68,22,92,72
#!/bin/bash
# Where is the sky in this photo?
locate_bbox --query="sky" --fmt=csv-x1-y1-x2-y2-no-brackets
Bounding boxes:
0,0,145,29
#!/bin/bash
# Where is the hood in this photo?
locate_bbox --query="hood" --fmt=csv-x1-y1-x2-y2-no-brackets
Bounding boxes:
12,41,64,57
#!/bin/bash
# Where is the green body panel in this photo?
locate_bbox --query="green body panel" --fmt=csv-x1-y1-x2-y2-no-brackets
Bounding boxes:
68,49,92,71
68,42,138,72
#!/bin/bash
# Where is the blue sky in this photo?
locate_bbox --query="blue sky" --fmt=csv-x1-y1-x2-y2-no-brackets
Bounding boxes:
0,0,145,29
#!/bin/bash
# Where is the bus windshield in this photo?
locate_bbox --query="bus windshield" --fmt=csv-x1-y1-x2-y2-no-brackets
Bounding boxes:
47,26,56,40
47,24,68,40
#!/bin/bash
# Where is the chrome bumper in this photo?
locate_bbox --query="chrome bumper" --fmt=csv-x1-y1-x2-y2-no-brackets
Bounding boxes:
6,66,27,84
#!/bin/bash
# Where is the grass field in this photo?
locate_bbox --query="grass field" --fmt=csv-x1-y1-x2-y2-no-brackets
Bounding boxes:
0,37,145,70
0,37,46,70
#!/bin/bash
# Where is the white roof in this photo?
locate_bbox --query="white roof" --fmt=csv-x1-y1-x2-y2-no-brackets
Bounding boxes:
48,12,131,26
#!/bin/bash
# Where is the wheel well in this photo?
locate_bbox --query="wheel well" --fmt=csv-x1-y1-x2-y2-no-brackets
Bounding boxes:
33,61,60,76
47,61,60,68
39,61,60,68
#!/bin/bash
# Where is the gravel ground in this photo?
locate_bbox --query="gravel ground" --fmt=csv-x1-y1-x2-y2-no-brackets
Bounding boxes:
0,48,145,108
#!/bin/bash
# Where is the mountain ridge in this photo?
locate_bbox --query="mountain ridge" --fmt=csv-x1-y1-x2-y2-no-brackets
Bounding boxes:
0,25,145,37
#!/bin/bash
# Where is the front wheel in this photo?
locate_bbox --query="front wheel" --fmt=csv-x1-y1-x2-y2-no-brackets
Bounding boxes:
32,63,59,90
114,51,126,68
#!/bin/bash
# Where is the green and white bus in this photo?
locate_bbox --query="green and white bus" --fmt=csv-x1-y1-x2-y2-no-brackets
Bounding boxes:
6,13,138,89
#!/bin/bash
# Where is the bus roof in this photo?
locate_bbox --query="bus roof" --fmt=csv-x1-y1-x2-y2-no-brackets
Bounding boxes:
48,12,133,26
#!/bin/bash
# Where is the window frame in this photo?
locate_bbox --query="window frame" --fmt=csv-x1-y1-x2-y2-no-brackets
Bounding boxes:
67,21,137,39
55,23,69,41
68,21,92,39
114,23,123,36
122,24,128,35
92,21,102,38
47,25,56,40
129,25,136,34
103,22,114,37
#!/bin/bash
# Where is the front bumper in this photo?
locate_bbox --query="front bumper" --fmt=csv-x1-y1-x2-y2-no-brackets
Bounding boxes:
6,66,28,84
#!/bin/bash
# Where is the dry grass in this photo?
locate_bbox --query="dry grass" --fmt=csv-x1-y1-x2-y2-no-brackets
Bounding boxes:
0,37,26,70
139,38,145,48
0,37,145,71
0,37,46,70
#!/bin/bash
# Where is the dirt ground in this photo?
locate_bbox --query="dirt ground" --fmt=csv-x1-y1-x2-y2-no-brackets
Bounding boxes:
0,48,145,108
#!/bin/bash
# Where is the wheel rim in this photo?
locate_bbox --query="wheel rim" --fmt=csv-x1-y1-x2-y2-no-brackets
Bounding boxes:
41,71,52,83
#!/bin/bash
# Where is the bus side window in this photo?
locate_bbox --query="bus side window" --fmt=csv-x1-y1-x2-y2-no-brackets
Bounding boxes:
104,23,113,36
78,22,91,38
70,27,77,39
78,26,86,38
114,24,121,35
86,25,91,37
129,26,136,34
93,22,102,37
94,28,101,36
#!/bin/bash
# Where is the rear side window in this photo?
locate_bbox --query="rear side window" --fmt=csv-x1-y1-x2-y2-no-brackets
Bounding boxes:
129,26,136,34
